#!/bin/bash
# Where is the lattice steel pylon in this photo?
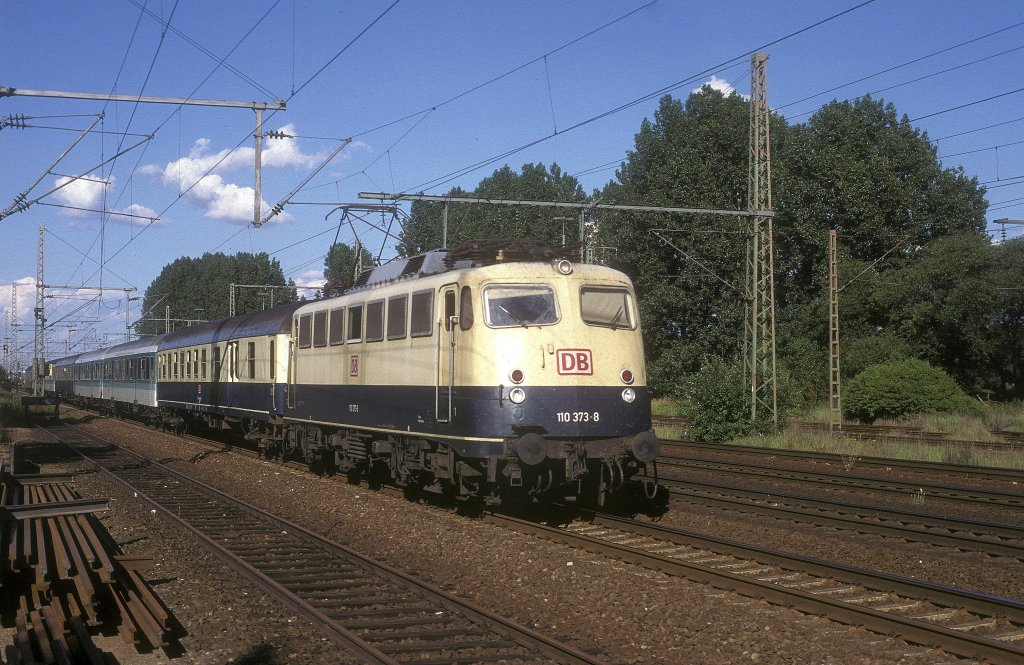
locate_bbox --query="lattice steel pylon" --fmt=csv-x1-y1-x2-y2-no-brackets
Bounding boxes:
828,229,842,432
743,53,778,427
33,225,45,396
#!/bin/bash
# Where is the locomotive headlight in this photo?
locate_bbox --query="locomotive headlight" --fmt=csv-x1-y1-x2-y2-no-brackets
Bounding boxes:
621,387,636,403
509,368,525,384
509,387,526,404
554,259,573,275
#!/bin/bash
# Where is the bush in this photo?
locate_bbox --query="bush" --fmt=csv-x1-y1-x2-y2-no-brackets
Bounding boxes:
844,359,981,423
675,357,788,441
842,333,912,382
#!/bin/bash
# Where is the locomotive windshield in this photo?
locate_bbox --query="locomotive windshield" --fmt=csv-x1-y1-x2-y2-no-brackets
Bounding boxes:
483,284,559,328
580,286,634,330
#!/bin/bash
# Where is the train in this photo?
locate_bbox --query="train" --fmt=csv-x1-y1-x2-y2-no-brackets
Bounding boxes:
40,241,660,507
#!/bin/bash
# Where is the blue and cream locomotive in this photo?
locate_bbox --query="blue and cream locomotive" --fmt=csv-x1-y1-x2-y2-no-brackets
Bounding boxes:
46,243,660,505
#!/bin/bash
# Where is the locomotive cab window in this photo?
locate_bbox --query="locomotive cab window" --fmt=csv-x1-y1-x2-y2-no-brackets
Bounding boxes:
580,286,635,330
483,284,559,328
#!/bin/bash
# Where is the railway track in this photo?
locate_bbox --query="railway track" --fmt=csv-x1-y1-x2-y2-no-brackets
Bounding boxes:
652,416,1024,450
662,439,1024,484
36,422,608,665
658,475,1024,559
790,421,1024,450
488,510,1024,665
658,450,1024,509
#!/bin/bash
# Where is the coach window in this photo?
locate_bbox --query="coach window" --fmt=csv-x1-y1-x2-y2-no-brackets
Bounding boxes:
201,349,207,379
188,351,194,378
347,304,364,343
192,350,198,377
580,286,635,330
298,314,312,349
247,341,256,379
366,300,384,342
269,340,276,380
460,286,474,331
213,346,222,379
172,353,178,379
387,295,407,340
329,308,345,345
313,310,328,348
410,290,433,338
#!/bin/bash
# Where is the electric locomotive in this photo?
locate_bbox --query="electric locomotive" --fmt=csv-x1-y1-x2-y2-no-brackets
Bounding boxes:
282,242,660,505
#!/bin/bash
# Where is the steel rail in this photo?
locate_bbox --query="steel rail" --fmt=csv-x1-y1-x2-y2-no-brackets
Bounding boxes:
657,453,1024,507
486,511,1024,665
42,422,608,665
661,438,1024,483
659,476,1024,559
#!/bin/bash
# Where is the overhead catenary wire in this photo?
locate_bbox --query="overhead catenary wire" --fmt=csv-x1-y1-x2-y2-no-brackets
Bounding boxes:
393,0,878,196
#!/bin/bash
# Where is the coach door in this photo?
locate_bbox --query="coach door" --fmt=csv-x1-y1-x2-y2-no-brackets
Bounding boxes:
436,284,458,423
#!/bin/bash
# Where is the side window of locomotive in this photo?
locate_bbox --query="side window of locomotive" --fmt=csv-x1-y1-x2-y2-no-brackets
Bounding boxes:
444,290,456,332
313,310,328,348
387,295,407,340
580,286,635,330
329,308,345,345
366,300,384,342
347,304,364,343
459,286,473,331
410,290,433,338
298,314,312,349
483,284,559,328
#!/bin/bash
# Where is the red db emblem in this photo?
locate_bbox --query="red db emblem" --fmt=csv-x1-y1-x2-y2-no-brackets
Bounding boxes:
349,355,359,377
557,349,593,375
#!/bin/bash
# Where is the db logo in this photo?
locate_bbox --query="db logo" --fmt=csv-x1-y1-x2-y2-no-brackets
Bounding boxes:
557,349,593,375
349,355,359,377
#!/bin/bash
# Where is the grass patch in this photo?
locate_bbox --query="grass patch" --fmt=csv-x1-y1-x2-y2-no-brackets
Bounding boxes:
730,429,1024,470
651,398,682,417
0,392,32,428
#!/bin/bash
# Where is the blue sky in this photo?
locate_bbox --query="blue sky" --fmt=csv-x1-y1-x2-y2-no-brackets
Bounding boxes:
2,0,1023,355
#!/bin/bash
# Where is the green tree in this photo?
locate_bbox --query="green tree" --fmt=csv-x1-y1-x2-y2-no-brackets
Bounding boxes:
595,89,773,394
990,238,1024,397
397,163,586,256
323,242,373,295
138,252,296,335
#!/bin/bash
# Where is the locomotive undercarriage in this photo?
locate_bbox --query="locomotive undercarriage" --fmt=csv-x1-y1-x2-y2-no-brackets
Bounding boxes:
241,418,656,506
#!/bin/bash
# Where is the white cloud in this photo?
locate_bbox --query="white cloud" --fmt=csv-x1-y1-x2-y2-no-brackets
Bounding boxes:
0,277,38,326
692,76,747,99
52,174,113,214
116,203,163,226
143,123,340,224
292,270,326,294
